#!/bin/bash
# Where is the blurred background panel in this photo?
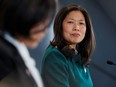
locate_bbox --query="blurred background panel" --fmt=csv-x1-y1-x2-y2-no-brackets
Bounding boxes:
29,0,116,87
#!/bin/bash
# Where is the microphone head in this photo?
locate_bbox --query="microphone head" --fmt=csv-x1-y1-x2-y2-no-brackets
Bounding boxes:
107,60,116,65
107,60,114,65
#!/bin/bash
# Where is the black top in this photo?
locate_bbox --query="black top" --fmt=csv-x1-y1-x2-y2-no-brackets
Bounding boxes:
0,35,38,87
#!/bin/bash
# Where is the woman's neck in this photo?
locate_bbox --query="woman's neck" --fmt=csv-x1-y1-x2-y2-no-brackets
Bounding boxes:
69,44,76,49
69,44,78,54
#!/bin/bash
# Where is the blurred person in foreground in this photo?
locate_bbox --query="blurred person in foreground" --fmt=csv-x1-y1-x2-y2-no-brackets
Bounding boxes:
0,0,58,87
41,4,96,87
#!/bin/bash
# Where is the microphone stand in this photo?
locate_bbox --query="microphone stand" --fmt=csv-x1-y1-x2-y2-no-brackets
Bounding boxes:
91,62,116,81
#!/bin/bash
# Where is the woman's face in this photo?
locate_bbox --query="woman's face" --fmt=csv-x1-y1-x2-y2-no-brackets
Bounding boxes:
18,19,50,48
62,10,86,46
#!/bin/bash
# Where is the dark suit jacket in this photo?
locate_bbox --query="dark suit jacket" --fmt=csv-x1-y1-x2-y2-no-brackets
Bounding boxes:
0,35,38,87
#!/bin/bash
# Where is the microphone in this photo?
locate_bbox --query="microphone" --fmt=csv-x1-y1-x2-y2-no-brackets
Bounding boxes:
107,60,116,65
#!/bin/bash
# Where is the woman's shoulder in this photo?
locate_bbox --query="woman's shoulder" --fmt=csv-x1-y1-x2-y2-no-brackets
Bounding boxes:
41,44,69,73
42,44,68,64
0,35,16,51
44,44,63,57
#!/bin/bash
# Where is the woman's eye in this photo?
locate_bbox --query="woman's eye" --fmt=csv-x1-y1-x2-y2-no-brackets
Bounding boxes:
80,22,85,25
67,21,73,23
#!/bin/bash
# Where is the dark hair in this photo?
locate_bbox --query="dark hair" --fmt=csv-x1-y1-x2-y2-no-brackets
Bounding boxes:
52,4,96,65
0,0,57,37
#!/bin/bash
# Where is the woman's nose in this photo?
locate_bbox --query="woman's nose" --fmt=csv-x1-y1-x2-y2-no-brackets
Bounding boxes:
73,25,79,31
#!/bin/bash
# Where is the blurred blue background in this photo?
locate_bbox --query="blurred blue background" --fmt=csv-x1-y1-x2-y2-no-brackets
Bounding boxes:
29,0,116,87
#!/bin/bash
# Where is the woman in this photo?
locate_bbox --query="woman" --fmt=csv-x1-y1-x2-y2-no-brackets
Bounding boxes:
41,4,96,87
0,0,57,87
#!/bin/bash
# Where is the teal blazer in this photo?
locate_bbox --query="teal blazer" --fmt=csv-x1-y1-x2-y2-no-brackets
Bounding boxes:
41,45,93,87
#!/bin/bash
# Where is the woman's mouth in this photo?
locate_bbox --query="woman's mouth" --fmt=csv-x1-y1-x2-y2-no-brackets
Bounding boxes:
71,33,80,37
